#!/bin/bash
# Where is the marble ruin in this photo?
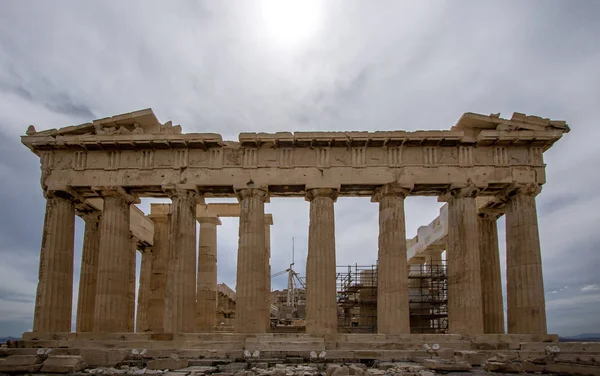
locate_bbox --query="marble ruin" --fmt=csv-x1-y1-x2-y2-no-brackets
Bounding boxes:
13,108,578,365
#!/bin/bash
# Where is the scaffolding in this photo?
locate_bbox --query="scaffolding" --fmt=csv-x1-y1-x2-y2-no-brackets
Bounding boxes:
336,264,378,333
408,261,448,333
335,261,448,333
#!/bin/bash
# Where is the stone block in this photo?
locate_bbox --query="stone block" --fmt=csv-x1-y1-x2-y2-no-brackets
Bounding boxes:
147,358,190,370
79,349,130,367
422,359,472,371
218,362,248,372
0,355,45,373
348,365,365,376
175,365,218,374
212,373,235,376
150,333,174,341
484,361,523,373
40,355,88,373
454,350,489,366
546,363,600,376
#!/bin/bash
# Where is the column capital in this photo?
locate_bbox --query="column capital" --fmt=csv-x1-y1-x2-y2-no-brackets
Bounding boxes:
235,187,268,201
478,210,502,221
439,180,482,202
305,188,339,202
162,185,201,200
500,183,542,200
264,214,273,226
92,186,139,204
43,187,82,202
197,216,222,226
371,183,412,202
77,210,102,224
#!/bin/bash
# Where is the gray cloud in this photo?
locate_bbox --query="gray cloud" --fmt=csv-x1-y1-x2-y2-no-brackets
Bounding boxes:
0,0,598,337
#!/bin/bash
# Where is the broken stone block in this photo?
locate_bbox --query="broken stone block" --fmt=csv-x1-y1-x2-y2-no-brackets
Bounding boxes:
422,359,472,372
488,352,518,363
484,361,522,373
41,355,88,373
417,371,434,376
521,361,545,373
326,364,341,376
331,366,349,376
437,348,454,360
348,364,365,376
0,354,45,373
147,358,190,370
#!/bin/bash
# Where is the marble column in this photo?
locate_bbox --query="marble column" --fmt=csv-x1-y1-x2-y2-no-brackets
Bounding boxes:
446,185,484,335
235,188,268,333
136,247,153,332
305,188,338,335
478,212,505,334
94,188,135,332
33,191,76,332
76,211,101,332
196,216,221,332
147,209,170,332
264,215,273,327
373,184,410,334
164,188,198,333
505,184,547,334
127,235,138,332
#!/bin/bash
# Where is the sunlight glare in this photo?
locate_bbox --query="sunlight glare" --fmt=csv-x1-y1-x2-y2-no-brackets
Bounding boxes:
259,0,322,47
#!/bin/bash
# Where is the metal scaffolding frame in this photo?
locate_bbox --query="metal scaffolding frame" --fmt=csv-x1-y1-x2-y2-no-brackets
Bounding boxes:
335,261,448,333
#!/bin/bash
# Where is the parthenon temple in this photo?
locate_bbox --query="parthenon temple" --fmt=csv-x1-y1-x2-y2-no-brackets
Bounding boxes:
16,108,572,362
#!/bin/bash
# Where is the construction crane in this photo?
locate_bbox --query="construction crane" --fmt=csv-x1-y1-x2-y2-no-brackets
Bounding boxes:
270,237,305,308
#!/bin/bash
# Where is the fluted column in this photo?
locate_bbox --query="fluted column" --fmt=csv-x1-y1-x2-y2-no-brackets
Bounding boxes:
305,188,338,335
478,212,505,334
373,184,410,334
505,184,547,334
196,216,221,332
264,215,273,327
76,211,101,332
235,188,268,333
147,207,170,332
164,188,198,333
33,190,76,332
136,247,153,332
446,184,484,335
94,188,135,332
127,235,138,332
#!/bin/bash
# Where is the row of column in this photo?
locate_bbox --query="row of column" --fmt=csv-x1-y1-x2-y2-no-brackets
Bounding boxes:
32,182,546,335
33,186,274,334
301,182,547,335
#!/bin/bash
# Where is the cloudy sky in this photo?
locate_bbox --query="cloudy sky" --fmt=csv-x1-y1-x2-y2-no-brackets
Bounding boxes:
1,1,599,337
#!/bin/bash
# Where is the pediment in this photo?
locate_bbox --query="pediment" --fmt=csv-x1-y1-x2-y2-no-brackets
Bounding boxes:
453,112,570,133
25,108,182,137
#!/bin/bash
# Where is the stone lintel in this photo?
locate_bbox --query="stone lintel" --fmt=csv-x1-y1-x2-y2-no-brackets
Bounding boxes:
91,186,139,204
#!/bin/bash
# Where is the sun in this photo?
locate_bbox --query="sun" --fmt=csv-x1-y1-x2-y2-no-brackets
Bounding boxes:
259,0,322,47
